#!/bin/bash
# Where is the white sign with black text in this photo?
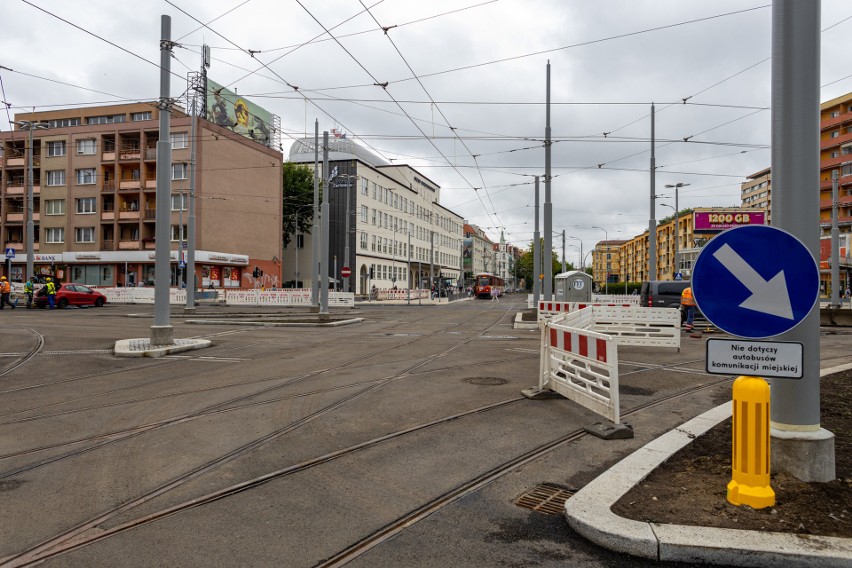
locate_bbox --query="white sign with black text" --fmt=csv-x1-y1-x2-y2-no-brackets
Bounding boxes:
706,338,803,379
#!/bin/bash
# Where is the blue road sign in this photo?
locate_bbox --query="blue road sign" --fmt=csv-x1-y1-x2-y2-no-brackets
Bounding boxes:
4,248,14,259
178,260,186,269
692,225,819,339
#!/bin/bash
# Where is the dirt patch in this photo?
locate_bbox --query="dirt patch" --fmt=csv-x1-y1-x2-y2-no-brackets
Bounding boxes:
612,370,852,538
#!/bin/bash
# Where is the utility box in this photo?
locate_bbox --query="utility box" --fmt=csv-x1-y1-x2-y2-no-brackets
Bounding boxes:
555,271,592,302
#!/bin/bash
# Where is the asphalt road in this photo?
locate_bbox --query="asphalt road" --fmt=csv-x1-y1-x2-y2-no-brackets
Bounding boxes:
0,298,848,567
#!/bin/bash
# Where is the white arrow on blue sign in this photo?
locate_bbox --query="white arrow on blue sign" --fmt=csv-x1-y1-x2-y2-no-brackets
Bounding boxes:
692,225,819,339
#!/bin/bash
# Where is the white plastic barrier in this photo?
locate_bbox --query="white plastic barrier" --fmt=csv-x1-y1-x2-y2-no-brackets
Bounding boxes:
589,305,681,349
540,308,621,424
375,289,430,301
537,301,633,323
593,294,640,305
98,287,354,307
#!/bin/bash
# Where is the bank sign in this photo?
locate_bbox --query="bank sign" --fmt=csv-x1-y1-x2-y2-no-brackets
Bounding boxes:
693,210,765,232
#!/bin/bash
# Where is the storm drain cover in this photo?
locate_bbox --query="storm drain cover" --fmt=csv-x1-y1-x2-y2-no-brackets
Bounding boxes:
462,377,508,386
514,483,577,515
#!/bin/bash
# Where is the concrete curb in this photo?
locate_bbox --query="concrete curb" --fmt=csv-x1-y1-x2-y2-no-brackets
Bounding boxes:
114,338,212,358
564,364,852,567
184,318,364,327
513,312,539,330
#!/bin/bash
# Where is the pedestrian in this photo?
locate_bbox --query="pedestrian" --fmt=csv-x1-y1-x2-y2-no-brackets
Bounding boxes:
490,286,499,302
45,277,57,309
24,276,35,309
0,276,14,309
681,285,696,331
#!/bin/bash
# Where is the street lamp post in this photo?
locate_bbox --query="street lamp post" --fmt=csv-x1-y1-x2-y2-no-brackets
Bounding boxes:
659,202,677,279
664,183,689,280
14,120,49,284
592,226,609,295
568,235,583,270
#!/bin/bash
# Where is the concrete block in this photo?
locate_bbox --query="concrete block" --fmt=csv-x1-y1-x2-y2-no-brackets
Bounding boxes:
771,428,836,482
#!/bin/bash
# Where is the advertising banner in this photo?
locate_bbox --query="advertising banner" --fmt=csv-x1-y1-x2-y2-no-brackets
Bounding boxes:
693,210,765,232
206,78,273,147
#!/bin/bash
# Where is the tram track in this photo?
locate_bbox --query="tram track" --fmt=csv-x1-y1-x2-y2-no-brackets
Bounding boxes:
0,304,520,567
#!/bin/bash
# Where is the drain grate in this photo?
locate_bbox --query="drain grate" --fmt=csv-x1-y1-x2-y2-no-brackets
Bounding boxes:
514,483,577,515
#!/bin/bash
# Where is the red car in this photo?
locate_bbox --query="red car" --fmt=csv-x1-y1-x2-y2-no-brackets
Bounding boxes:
34,283,107,309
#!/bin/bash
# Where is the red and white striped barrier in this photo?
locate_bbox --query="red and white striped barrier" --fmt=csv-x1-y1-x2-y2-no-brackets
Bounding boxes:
540,308,621,424
537,301,633,323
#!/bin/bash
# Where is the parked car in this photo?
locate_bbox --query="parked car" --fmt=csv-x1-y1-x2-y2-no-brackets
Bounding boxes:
639,280,703,324
34,283,107,309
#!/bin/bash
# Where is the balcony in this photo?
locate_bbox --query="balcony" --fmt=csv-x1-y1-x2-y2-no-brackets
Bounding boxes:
5,157,24,167
118,240,141,250
143,239,156,250
821,153,852,169
119,149,141,161
118,209,140,220
101,210,115,221
103,181,116,192
821,130,852,151
102,152,115,162
820,111,852,131
143,208,156,221
102,239,114,250
119,179,141,190
145,172,157,189
5,213,23,222
5,184,24,196
145,147,157,160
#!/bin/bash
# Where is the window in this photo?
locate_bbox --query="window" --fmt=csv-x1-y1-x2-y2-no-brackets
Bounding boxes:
76,197,96,214
360,232,368,250
45,227,64,243
832,130,840,139
86,114,125,125
47,141,66,157
170,132,188,149
832,111,841,118
371,235,376,251
843,163,852,177
361,178,368,195
46,170,66,186
170,193,188,211
171,224,187,241
76,168,96,185
45,199,65,215
75,227,95,243
76,139,96,155
371,209,377,226
361,205,368,223
47,118,80,128
171,163,187,180
132,112,152,121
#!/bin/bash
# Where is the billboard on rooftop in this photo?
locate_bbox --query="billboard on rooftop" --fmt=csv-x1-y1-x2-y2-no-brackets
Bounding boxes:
205,78,273,147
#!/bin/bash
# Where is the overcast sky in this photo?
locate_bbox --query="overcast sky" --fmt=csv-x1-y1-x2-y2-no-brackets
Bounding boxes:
2,1,850,267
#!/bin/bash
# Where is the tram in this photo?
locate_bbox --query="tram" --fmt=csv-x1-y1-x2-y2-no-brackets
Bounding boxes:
473,273,504,299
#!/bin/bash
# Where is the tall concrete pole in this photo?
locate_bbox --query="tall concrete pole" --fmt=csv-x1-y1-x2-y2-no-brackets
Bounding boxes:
831,171,840,307
543,61,553,300
25,124,36,284
344,180,351,293
771,0,834,482
312,120,320,308
185,67,199,311
561,230,566,273
533,176,541,307
648,103,657,282
320,131,330,317
151,15,174,346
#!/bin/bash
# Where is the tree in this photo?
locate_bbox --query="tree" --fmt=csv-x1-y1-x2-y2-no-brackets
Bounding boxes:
282,162,316,247
516,239,572,290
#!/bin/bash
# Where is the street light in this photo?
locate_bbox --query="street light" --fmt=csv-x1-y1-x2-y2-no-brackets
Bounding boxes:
14,120,49,284
658,202,676,279
663,183,689,280
592,226,609,295
568,235,583,270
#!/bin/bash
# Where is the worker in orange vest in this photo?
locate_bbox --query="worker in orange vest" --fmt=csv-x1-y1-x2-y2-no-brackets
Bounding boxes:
681,286,696,331
0,276,15,309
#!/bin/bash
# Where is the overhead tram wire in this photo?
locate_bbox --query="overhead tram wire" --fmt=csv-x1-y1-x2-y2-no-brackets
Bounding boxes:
174,0,254,42
294,0,501,230
358,0,503,232
163,0,397,170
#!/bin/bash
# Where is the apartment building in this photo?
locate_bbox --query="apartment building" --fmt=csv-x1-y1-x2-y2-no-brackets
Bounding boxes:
591,239,627,286
285,136,464,295
820,91,852,230
463,223,494,284
0,103,282,288
741,167,771,223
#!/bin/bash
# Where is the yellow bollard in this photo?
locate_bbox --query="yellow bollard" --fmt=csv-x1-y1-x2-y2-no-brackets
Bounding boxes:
727,376,775,509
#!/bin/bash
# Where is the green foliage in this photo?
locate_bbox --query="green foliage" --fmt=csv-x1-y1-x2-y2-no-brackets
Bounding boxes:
282,162,316,246
516,239,574,290
599,281,643,295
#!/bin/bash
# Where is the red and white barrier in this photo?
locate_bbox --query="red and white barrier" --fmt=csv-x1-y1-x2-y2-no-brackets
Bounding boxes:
540,308,621,424
537,301,633,323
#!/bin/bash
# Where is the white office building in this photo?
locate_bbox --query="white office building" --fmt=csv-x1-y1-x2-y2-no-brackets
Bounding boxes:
284,136,464,295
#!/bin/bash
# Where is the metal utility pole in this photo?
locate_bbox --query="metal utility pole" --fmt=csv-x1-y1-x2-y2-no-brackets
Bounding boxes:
533,176,541,307
344,179,351,293
771,0,834,482
648,103,657,282
320,131,330,317
151,14,174,346
15,120,47,284
543,60,553,300
186,44,207,311
561,230,566,273
831,171,840,307
408,230,412,305
311,120,320,308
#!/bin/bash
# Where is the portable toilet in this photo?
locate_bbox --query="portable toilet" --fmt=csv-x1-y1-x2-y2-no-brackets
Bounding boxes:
554,270,592,302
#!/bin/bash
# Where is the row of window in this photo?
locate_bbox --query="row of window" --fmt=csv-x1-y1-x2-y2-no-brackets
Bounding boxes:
40,194,188,215
41,163,188,186
359,177,461,235
40,132,189,158
359,232,459,265
359,205,462,250
37,224,187,244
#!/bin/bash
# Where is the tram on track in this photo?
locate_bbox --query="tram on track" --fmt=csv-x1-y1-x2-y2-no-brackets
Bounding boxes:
473,273,504,298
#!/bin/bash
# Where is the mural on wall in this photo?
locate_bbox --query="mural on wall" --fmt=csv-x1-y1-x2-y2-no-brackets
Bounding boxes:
206,78,274,147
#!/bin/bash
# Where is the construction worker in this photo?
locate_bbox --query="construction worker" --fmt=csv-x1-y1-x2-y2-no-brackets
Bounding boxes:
0,276,14,309
24,276,35,309
45,277,57,309
681,285,696,331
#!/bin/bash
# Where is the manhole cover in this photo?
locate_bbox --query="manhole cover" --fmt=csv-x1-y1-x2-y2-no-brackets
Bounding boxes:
462,377,508,386
514,483,577,515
